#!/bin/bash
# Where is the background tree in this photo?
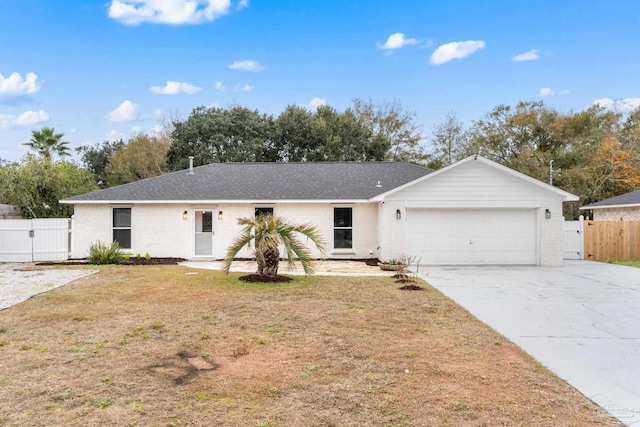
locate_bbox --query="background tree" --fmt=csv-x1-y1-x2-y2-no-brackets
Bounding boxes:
352,98,427,164
273,105,317,162
308,105,387,162
223,215,327,278
0,155,97,218
76,139,125,186
167,106,277,170
621,107,640,153
23,127,71,160
429,112,470,168
105,133,170,186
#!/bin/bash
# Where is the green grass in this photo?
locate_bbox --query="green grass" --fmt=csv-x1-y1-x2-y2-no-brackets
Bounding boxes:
615,260,640,268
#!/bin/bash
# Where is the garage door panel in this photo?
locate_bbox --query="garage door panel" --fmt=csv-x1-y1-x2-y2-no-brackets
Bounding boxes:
405,209,537,265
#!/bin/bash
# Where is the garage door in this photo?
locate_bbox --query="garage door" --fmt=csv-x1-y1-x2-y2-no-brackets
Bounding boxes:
405,209,537,265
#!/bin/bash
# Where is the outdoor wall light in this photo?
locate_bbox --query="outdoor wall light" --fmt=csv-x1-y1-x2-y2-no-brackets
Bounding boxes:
396,209,402,220
182,211,188,220
545,209,551,219
218,211,223,220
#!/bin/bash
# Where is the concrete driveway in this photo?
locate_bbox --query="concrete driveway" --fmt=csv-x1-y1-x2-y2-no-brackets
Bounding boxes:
421,260,640,426
0,264,97,311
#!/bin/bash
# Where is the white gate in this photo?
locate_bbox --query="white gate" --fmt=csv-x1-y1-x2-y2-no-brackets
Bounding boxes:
562,216,584,260
0,218,71,262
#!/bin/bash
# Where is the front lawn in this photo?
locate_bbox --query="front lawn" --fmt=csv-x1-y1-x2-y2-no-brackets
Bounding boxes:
615,260,640,268
0,266,621,426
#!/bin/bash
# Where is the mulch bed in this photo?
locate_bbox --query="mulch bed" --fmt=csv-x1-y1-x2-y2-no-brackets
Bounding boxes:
239,274,293,283
398,284,425,291
36,258,186,266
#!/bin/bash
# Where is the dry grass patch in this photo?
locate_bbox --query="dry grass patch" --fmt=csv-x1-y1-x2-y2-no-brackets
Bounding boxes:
0,265,621,426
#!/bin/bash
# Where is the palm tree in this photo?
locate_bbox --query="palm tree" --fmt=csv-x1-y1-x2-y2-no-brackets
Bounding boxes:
23,127,71,159
223,215,327,277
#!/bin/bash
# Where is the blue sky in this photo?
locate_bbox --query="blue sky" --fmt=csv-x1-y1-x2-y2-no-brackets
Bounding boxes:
1,0,639,161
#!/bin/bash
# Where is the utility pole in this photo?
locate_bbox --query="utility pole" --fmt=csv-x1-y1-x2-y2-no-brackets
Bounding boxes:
549,160,554,186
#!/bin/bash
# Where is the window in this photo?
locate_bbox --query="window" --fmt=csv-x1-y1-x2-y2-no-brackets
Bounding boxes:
113,208,131,249
201,211,212,233
334,207,352,249
255,207,274,218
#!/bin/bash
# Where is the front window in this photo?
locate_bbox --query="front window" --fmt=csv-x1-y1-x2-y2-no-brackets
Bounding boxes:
334,207,352,249
255,207,274,218
113,208,131,249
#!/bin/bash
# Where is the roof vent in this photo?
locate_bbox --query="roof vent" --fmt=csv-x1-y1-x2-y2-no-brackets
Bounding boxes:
376,180,382,188
188,156,194,175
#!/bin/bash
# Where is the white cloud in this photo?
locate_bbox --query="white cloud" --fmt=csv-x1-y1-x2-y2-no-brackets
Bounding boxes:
107,100,139,122
237,0,248,9
108,0,233,25
379,32,417,50
150,80,201,94
309,97,327,109
150,124,165,135
215,81,226,90
0,109,49,130
512,49,539,62
16,110,50,126
228,60,263,72
539,87,570,97
0,72,42,97
539,87,553,97
593,97,640,112
240,84,254,92
430,40,486,65
106,130,125,141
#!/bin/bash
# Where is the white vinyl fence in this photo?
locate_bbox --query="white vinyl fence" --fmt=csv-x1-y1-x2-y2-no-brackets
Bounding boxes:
0,218,71,262
562,216,584,260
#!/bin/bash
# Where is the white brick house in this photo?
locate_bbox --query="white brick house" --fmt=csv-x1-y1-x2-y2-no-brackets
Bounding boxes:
581,190,640,221
61,156,578,266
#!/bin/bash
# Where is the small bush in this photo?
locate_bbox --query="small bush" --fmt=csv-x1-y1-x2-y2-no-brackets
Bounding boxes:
88,241,124,265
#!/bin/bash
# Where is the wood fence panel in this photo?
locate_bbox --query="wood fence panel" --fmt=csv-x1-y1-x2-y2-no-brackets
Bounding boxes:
584,220,640,262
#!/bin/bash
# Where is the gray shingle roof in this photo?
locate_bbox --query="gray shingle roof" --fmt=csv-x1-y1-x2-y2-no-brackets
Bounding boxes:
62,162,432,202
582,190,640,208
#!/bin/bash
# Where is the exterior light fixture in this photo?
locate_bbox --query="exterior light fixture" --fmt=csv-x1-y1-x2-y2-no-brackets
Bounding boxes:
545,209,551,219
396,209,401,220
182,210,188,220
218,211,223,220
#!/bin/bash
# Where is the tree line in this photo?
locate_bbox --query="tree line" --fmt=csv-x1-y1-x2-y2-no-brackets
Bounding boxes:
1,99,639,219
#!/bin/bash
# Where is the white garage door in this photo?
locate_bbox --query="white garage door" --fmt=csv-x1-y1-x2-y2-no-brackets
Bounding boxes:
405,209,537,265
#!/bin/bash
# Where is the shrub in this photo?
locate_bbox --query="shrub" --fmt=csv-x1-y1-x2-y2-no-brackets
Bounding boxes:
88,241,124,265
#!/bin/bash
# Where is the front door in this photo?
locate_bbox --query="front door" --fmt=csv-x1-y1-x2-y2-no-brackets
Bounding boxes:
194,210,214,256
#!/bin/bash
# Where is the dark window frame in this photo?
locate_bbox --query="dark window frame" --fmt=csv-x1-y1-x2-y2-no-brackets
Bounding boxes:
112,207,131,249
333,207,353,249
255,207,274,218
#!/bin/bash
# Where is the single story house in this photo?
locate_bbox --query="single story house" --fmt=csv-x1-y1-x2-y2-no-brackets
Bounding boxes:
581,190,640,220
61,155,578,266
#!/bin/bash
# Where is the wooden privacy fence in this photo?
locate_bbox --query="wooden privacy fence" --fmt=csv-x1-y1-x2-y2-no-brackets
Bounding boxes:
0,218,71,262
584,220,640,262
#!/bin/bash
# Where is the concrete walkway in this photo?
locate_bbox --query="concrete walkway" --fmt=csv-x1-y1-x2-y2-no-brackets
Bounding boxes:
421,260,640,426
180,259,395,276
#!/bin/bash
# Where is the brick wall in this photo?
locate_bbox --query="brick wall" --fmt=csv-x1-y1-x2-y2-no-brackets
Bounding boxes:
593,207,640,221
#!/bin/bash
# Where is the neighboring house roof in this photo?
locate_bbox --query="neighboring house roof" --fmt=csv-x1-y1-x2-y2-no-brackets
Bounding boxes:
372,155,579,201
581,190,640,210
61,162,433,204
